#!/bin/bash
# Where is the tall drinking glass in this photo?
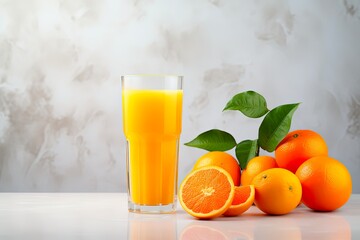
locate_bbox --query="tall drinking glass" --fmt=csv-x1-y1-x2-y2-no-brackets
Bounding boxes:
121,75,183,213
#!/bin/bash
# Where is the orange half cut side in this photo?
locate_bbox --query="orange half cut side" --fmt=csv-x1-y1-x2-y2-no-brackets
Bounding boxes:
179,166,235,219
223,185,255,216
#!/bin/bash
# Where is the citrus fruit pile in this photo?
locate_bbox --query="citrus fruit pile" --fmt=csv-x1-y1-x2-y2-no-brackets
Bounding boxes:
179,129,352,219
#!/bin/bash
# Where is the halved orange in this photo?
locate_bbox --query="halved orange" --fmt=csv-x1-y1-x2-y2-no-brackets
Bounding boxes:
223,185,255,216
179,166,235,219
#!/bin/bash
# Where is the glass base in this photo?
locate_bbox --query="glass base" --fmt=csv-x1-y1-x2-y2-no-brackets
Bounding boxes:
128,201,177,214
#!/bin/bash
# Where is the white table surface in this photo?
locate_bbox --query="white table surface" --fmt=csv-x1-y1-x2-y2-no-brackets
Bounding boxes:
0,193,359,239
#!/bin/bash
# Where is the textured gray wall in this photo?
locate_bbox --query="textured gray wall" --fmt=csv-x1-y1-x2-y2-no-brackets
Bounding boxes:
0,0,359,192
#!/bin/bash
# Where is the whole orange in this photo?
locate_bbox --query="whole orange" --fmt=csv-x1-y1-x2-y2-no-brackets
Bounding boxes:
275,129,328,173
241,156,278,186
251,168,302,215
193,151,241,186
296,156,352,211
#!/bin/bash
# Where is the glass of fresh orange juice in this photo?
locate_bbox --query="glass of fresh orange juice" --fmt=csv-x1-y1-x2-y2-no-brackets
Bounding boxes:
121,75,183,213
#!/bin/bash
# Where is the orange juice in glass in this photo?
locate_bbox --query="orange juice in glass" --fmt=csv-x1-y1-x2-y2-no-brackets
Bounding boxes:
121,75,183,213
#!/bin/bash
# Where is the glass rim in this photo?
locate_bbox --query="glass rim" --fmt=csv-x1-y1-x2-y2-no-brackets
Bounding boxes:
122,74,183,79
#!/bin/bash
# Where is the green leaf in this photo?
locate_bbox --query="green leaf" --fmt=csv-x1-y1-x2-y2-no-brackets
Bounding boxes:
223,90,269,118
184,129,236,151
258,103,300,152
235,139,259,169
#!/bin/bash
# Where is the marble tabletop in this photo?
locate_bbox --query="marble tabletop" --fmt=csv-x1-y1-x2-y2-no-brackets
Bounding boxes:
0,193,359,239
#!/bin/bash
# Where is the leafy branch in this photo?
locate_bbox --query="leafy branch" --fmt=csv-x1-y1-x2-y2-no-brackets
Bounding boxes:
184,91,300,169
